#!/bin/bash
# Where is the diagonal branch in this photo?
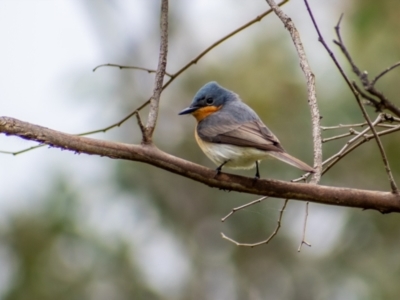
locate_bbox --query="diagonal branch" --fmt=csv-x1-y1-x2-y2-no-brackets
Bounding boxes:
1,116,400,212
144,0,169,142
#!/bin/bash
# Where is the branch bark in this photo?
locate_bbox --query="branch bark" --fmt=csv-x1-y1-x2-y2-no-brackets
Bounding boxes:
1,116,400,213
266,0,322,184
144,0,169,142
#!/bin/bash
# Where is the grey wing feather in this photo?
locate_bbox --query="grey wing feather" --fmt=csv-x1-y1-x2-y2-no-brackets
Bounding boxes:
197,106,285,152
197,100,315,172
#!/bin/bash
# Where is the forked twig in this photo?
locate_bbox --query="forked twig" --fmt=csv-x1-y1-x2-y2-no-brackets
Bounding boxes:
0,144,44,155
322,121,398,143
332,33,400,118
221,199,289,247
298,202,311,251
221,196,269,222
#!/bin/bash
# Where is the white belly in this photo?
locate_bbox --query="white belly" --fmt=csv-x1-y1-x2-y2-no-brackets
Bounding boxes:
197,139,270,169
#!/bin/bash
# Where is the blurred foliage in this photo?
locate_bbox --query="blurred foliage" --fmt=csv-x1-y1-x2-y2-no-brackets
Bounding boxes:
2,1,400,300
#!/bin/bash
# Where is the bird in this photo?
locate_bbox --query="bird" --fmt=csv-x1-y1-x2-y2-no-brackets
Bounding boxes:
178,82,315,178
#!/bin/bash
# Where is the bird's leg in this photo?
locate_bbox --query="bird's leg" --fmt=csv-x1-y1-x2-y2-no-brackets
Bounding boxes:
216,161,231,191
216,161,228,175
255,161,260,179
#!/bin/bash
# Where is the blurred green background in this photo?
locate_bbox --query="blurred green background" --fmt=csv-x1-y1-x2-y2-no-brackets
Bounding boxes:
1,0,400,299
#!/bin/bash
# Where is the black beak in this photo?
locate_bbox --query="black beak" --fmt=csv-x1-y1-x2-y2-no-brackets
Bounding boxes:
178,106,199,115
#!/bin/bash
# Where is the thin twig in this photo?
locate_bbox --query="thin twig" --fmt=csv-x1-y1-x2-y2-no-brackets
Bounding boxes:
322,115,383,164
92,63,173,77
304,1,398,194
323,125,400,175
134,111,146,136
221,196,268,222
321,123,367,130
322,129,357,143
221,199,289,247
321,115,399,131
0,144,44,155
298,201,311,252
371,61,400,86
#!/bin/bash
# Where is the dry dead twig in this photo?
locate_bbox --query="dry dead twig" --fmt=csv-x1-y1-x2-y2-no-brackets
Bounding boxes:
221,199,289,247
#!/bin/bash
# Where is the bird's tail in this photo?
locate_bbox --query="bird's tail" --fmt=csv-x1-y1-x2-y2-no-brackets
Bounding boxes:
268,151,315,173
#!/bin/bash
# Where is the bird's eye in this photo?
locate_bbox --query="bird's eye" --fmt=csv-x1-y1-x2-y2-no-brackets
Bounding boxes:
206,98,214,105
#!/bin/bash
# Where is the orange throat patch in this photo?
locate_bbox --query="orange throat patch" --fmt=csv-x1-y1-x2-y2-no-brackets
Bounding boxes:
192,105,222,121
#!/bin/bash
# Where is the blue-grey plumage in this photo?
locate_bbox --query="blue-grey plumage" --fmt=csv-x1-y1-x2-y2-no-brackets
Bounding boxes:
179,82,315,176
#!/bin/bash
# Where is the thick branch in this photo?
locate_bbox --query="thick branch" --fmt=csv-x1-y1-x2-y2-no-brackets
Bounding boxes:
1,116,400,213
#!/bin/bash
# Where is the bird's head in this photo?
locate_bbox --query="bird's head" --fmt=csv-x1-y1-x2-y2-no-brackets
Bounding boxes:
179,82,235,121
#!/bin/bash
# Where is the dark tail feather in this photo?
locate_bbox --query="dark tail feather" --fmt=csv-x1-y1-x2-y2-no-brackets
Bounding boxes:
268,151,315,173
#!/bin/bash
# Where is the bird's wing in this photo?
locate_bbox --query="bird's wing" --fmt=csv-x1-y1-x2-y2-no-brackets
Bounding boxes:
197,119,285,153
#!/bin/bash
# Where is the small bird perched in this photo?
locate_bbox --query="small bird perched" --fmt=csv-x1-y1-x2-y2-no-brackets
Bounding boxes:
179,82,314,178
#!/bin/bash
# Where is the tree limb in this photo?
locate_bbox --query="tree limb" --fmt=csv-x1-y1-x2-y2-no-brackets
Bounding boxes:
1,116,400,213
